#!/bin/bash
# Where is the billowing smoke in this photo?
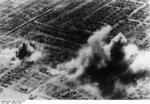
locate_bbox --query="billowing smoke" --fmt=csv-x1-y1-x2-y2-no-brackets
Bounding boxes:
57,25,150,99
0,40,44,72
16,41,43,62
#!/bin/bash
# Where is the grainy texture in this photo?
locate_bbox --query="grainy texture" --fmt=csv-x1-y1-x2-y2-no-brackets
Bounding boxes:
0,0,150,100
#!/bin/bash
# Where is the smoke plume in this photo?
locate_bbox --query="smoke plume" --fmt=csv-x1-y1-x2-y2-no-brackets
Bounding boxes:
57,25,150,99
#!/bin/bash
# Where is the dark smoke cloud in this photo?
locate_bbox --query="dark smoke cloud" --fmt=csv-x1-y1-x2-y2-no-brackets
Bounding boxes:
57,25,150,99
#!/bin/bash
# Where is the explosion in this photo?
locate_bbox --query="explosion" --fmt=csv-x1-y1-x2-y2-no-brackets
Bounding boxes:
57,25,150,99
0,40,44,71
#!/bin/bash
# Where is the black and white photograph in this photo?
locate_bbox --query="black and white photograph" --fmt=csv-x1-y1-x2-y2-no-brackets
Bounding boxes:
0,0,150,101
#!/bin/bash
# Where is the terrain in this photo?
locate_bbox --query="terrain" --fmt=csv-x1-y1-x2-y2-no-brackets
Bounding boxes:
0,0,150,100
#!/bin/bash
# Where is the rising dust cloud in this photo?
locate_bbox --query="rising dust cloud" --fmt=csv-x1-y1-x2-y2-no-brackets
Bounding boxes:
57,25,150,99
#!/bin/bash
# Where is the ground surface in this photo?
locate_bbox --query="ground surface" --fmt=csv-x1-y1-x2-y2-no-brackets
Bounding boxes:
0,0,150,100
